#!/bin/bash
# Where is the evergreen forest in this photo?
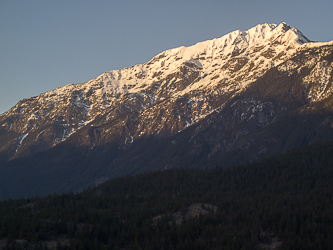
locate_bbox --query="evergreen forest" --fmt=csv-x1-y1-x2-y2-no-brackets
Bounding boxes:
0,141,333,249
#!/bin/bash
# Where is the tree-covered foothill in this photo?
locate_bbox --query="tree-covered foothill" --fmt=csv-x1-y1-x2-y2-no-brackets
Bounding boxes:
0,142,333,249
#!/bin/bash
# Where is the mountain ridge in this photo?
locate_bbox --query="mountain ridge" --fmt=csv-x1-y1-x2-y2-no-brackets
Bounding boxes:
0,22,332,199
0,22,321,159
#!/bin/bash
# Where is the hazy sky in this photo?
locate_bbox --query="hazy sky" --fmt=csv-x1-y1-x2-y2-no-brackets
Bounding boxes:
1,0,332,114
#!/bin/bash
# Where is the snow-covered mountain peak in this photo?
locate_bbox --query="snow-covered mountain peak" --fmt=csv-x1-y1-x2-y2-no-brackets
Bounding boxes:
2,22,311,119
141,23,309,74
2,22,330,162
2,22,311,120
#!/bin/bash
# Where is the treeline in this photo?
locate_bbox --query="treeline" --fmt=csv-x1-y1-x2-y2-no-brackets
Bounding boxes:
0,142,333,249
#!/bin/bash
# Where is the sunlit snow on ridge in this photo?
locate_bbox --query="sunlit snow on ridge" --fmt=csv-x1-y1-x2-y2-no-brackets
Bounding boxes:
1,22,332,156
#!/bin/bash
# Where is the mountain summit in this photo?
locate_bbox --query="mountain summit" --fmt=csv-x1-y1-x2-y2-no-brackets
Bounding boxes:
0,22,332,199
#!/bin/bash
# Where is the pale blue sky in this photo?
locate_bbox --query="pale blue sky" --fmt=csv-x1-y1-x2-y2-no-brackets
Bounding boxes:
1,0,332,114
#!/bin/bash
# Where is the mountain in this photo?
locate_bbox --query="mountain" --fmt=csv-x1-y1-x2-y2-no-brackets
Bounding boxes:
0,22,333,199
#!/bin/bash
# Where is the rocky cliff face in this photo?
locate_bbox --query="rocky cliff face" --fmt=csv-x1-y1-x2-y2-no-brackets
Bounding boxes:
0,22,332,198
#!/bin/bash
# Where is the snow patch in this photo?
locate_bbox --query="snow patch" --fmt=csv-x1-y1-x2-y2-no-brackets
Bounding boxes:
16,133,28,152
303,61,333,102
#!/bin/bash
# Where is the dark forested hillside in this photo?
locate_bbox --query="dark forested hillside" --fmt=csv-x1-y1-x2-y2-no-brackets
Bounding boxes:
0,141,333,249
